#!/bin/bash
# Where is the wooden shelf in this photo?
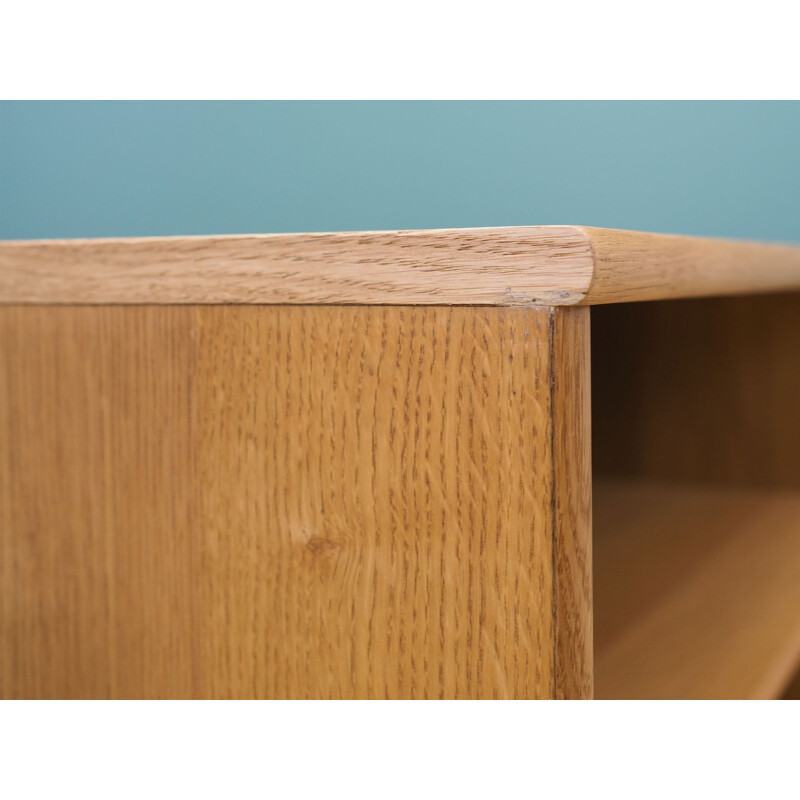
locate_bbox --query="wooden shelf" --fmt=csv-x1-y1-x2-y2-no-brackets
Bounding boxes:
2,226,800,306
594,479,800,699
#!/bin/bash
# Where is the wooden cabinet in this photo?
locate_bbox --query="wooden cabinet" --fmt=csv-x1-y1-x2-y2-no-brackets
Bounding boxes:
1,227,799,699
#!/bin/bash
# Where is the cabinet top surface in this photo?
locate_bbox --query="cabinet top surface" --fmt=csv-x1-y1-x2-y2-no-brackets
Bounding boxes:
2,226,800,306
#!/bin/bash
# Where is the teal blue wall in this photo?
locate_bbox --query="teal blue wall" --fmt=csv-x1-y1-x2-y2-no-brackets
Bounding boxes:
1,101,798,242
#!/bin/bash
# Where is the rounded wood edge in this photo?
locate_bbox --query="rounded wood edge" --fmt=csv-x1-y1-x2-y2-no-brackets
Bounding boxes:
577,226,800,305
3,225,800,306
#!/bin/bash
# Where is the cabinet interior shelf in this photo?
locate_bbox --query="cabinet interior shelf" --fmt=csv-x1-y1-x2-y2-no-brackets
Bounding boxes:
593,478,800,700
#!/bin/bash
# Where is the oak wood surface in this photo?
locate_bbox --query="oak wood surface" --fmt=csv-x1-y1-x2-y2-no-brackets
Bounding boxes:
0,227,593,306
552,307,593,699
2,227,800,306
0,304,591,699
583,227,800,304
594,479,800,700
0,307,198,698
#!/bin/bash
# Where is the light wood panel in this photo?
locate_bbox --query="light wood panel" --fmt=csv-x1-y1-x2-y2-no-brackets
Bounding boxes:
593,294,800,488
0,307,199,699
552,308,593,699
0,304,591,699
2,226,800,306
594,479,800,700
0,227,594,306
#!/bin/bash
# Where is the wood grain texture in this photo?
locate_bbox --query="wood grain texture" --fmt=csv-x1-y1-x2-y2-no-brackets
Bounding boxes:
581,227,800,305
2,226,799,306
0,227,594,306
593,295,800,488
594,479,800,700
552,307,593,699
0,307,199,699
0,304,592,699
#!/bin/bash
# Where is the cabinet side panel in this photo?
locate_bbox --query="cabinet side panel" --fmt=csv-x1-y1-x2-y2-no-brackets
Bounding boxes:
0,305,570,699
195,306,556,698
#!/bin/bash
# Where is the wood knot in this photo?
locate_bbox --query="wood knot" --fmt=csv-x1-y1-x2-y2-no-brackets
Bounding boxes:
305,537,338,554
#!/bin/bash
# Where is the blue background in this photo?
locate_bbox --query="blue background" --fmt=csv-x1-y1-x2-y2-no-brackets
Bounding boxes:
1,101,798,242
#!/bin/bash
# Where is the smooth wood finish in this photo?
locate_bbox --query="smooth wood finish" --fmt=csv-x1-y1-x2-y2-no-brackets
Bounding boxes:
582,227,800,305
593,295,800,488
0,227,594,306
782,667,800,699
0,304,591,699
4,226,799,701
552,308,593,699
594,479,800,700
0,307,198,699
2,227,800,306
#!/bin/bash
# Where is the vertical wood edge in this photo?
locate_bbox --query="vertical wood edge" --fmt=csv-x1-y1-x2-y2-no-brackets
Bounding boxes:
551,306,593,698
